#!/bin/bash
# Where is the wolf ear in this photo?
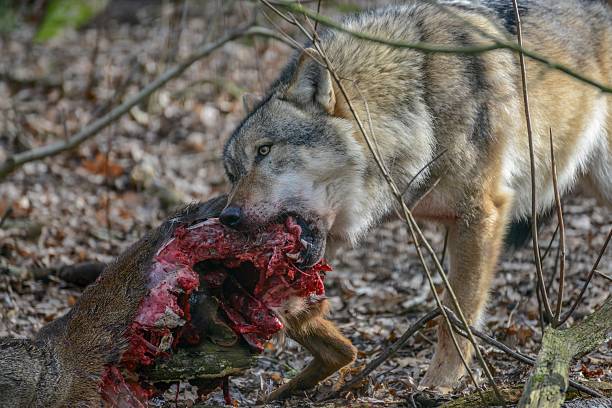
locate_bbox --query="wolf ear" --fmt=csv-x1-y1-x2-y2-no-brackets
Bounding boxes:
285,48,335,114
242,93,262,113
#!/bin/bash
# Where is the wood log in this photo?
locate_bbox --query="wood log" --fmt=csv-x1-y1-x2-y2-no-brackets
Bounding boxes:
141,339,255,383
518,297,612,408
562,398,612,408
0,337,255,406
441,381,612,408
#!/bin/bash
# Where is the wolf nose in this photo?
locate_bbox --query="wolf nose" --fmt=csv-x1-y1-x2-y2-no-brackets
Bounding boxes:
220,206,243,228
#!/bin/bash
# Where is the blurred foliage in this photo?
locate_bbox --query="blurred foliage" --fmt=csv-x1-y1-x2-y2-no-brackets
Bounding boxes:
35,0,108,42
0,0,18,33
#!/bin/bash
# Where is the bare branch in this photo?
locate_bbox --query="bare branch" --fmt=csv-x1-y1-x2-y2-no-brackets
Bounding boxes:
594,269,612,283
0,205,13,229
402,149,447,196
559,228,612,325
549,129,566,327
0,26,292,181
273,0,612,93
334,309,442,394
511,0,554,323
313,0,322,32
268,2,504,402
542,222,560,262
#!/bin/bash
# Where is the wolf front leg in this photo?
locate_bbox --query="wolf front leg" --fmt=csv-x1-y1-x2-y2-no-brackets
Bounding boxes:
420,190,511,390
266,300,357,401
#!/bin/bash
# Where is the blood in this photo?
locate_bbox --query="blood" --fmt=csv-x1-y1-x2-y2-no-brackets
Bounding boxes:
100,217,330,405
222,376,232,406
99,366,154,408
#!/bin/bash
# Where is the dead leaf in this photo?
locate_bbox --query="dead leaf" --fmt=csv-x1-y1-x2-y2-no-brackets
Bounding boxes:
82,153,124,178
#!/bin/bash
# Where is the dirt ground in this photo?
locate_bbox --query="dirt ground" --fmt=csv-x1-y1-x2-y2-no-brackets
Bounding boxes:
0,2,610,407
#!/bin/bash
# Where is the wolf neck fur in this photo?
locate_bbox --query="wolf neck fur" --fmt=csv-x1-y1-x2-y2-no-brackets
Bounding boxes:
316,32,437,242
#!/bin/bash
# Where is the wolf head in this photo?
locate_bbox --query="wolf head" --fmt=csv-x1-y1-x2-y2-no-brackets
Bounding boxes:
222,49,369,266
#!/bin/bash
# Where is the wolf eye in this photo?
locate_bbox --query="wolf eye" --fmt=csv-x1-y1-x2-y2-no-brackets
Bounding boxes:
257,144,272,157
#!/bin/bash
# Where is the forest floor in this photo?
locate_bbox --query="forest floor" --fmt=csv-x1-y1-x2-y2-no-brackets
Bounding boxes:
0,2,610,407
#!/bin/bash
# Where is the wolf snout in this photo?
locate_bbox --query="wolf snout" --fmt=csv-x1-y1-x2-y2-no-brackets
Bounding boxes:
220,205,243,229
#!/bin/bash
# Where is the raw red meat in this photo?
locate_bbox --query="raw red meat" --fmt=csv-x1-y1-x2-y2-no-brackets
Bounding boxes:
100,217,330,405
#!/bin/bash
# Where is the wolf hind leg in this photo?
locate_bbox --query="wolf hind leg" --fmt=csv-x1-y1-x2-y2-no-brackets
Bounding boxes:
420,189,511,390
265,300,357,401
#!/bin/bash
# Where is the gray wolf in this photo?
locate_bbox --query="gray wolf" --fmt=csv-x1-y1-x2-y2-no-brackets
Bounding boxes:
221,0,612,399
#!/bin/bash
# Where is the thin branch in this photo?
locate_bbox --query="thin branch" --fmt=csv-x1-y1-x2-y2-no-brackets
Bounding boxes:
535,282,545,335
261,9,304,51
408,178,441,213
313,0,322,32
594,269,612,283
402,148,448,196
268,1,493,400
335,309,442,393
559,228,612,325
0,25,291,181
0,205,12,229
440,227,449,265
541,222,560,262
511,0,554,323
549,243,561,293
279,6,503,403
549,129,566,327
273,0,612,93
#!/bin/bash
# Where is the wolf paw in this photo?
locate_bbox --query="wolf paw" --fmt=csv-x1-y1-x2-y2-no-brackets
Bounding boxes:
419,364,461,394
262,383,296,402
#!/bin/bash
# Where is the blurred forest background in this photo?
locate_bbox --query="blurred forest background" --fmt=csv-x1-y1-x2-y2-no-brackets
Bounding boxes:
0,0,610,406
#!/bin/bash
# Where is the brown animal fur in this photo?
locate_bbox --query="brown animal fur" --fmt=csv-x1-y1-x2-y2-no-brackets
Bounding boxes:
0,197,227,407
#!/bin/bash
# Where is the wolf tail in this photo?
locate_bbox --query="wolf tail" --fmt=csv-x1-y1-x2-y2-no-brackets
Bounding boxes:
504,208,557,251
504,218,533,250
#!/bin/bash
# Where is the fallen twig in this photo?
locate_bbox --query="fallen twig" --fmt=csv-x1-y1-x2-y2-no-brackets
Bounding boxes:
0,72,63,92
335,309,442,394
